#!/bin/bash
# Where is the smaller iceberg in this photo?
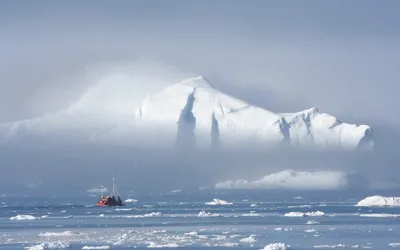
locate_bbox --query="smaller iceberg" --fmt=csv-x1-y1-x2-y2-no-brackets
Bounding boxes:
356,195,400,207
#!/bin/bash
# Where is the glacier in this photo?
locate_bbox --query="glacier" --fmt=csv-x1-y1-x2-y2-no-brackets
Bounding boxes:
0,76,373,150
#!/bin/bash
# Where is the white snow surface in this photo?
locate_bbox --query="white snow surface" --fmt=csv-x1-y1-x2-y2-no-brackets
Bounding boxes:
356,195,400,207
215,170,349,190
0,76,373,150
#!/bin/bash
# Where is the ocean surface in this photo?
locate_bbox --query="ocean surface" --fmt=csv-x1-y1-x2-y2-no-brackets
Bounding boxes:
1,190,400,250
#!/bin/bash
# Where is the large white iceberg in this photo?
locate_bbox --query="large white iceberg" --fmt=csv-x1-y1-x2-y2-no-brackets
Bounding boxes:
356,195,400,207
215,170,349,190
0,76,373,150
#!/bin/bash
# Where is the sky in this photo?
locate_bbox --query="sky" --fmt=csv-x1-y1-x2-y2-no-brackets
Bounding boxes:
0,1,399,194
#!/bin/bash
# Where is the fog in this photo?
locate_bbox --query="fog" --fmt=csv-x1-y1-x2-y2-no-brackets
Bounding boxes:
1,1,399,196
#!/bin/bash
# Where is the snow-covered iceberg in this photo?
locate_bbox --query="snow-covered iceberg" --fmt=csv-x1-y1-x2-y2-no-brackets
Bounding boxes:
356,195,400,207
0,76,373,151
215,170,349,190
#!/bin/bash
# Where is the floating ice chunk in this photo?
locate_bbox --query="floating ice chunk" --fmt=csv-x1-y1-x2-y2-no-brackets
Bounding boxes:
305,228,317,233
198,211,222,217
205,198,233,205
10,214,37,220
389,243,400,247
126,212,162,218
360,213,400,218
314,244,362,248
275,228,293,232
39,231,84,237
24,241,70,249
124,199,138,203
240,235,257,243
307,220,320,225
242,213,261,217
284,212,305,217
82,246,110,249
260,243,291,250
184,231,198,236
147,242,180,248
285,211,324,217
356,196,400,207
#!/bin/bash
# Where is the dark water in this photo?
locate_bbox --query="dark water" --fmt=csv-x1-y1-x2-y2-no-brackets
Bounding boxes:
1,190,400,249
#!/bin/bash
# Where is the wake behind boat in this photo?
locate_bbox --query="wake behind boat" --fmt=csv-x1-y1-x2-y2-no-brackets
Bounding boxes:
96,173,124,207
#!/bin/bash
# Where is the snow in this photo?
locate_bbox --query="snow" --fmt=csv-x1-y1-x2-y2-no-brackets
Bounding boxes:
260,243,291,250
10,214,37,220
24,242,70,249
82,247,110,250
205,198,233,205
356,195,400,207
215,170,349,190
0,75,373,150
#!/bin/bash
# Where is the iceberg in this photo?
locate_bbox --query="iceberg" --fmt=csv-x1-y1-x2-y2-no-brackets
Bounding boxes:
356,196,400,207
0,76,373,151
215,170,349,190
260,243,291,250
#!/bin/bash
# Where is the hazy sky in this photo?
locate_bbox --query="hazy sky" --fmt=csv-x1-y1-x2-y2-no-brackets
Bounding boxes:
1,0,399,125
1,1,400,194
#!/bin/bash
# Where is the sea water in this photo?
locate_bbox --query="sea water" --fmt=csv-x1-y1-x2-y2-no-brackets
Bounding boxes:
1,190,400,249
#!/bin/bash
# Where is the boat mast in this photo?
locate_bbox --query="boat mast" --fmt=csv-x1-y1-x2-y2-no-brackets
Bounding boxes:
112,168,115,197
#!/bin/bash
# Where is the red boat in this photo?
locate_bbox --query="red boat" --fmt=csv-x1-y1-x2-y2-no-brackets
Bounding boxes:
96,173,124,207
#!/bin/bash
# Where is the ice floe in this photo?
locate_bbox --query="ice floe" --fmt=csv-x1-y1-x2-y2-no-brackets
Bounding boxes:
239,235,257,243
24,241,70,249
10,214,38,220
284,211,324,217
124,199,138,203
205,198,233,205
198,211,222,217
39,231,85,237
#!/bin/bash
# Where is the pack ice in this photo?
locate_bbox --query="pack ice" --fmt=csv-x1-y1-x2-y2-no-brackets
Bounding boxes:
0,76,373,150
